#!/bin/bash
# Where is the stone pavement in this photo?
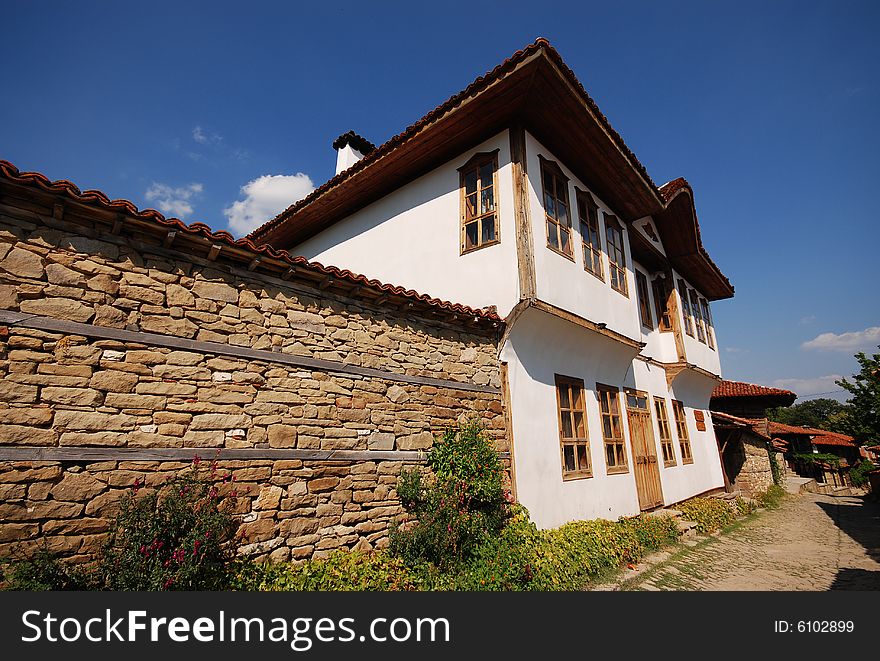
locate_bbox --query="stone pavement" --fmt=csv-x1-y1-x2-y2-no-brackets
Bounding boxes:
620,492,880,591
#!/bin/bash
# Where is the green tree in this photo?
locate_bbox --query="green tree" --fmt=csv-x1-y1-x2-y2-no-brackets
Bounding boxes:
767,398,846,430
835,346,880,445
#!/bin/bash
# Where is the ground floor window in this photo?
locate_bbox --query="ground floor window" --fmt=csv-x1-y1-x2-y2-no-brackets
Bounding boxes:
654,396,676,466
555,375,591,479
597,383,628,473
672,399,693,464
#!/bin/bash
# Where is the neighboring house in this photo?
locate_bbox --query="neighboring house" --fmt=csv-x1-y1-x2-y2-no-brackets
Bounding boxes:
710,381,796,495
769,422,861,487
249,39,735,527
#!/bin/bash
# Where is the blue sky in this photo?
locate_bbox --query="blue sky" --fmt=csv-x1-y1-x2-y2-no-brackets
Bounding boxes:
2,1,878,401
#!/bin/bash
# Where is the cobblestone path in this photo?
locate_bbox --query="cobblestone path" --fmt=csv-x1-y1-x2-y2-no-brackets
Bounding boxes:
622,493,880,591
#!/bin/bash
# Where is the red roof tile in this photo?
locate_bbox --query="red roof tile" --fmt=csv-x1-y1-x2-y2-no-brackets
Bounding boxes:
766,421,857,447
711,411,772,439
712,380,797,400
0,159,502,327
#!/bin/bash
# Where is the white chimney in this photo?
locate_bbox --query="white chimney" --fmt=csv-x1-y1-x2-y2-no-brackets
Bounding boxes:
332,131,375,175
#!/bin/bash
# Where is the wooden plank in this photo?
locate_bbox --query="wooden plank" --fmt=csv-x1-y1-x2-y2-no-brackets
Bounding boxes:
509,123,537,300
500,362,518,501
0,446,511,463
0,308,500,394
530,299,645,351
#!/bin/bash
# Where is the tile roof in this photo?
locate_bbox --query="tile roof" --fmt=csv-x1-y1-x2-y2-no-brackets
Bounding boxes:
766,421,857,447
247,37,660,243
0,158,502,328
711,411,772,439
711,380,797,400
331,131,376,155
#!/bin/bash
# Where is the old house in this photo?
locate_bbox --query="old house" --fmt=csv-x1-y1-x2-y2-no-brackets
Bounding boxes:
249,39,734,527
0,39,736,558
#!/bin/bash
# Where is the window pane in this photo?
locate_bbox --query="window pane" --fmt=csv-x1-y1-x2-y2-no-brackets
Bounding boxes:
606,443,616,466
481,186,494,213
465,193,477,220
560,227,570,253
543,168,554,195
563,445,576,472
573,411,585,438
603,417,612,438
544,192,556,219
557,202,568,225
616,444,626,466
465,169,477,195
482,215,496,243
465,222,478,249
571,386,582,409
547,220,559,249
559,383,570,409
479,162,493,188
576,445,589,471
561,413,573,439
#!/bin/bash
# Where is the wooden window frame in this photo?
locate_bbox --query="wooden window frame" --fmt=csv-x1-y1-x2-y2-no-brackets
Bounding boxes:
458,150,500,255
699,297,715,350
652,276,672,331
653,396,676,467
576,188,604,281
635,270,654,330
672,399,693,464
539,157,574,260
555,375,592,480
597,383,628,474
678,278,695,337
604,213,628,297
689,288,707,344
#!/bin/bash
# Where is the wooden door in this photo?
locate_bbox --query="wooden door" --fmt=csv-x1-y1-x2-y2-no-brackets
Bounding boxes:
625,390,664,510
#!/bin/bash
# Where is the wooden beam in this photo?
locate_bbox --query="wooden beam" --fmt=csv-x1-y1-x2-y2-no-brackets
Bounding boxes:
509,123,537,300
247,256,262,271
530,298,644,350
500,362,518,502
317,275,334,289
0,308,500,394
111,215,124,235
163,230,177,248
52,203,64,220
207,243,222,261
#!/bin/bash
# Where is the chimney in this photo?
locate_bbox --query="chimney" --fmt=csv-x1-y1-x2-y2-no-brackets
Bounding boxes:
332,131,376,175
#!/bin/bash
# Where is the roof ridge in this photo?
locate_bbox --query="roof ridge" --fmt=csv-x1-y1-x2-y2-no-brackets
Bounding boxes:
0,158,502,325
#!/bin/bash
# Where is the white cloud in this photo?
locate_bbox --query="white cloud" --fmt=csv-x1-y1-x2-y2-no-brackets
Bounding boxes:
144,182,204,219
771,375,844,398
192,125,222,145
801,326,880,352
799,315,816,325
725,346,749,354
223,173,315,236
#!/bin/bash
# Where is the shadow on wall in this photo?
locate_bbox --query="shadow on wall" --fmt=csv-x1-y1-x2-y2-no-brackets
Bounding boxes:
815,498,880,562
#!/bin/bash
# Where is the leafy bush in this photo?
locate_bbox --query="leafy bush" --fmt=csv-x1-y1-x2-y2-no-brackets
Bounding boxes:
677,497,737,533
755,484,786,509
849,460,876,487
1,548,96,591
390,420,509,566
100,461,239,590
735,497,757,516
793,452,841,467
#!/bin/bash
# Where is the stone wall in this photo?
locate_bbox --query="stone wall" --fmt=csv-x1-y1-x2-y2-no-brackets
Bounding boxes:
0,206,506,563
726,433,774,497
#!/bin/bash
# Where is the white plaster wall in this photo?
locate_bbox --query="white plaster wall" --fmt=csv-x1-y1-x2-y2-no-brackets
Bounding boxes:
296,131,520,315
502,307,725,529
523,132,641,341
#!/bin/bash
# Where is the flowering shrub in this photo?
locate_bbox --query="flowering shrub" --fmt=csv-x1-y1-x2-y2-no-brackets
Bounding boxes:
100,459,239,590
1,548,97,591
390,420,509,566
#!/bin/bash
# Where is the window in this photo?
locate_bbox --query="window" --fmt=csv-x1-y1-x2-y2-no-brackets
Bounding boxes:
459,152,499,253
672,400,693,464
605,214,628,296
654,397,676,466
576,189,603,279
540,158,573,258
597,384,628,473
689,289,706,343
635,270,653,329
678,278,694,336
555,375,591,479
699,298,715,349
652,277,672,331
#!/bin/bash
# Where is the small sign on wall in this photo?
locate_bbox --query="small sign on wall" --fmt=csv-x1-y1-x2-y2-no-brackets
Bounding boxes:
694,410,707,432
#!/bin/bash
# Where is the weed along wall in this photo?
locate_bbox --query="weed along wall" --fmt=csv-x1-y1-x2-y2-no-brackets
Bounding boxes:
0,166,507,563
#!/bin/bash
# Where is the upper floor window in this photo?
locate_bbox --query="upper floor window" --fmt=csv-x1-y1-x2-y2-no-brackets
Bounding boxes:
540,158,573,258
699,298,715,349
597,383,628,474
555,375,592,480
459,151,499,254
672,400,693,464
652,276,672,331
653,396,676,466
576,189,603,279
605,214,628,296
678,278,695,336
635,270,653,329
689,288,707,344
